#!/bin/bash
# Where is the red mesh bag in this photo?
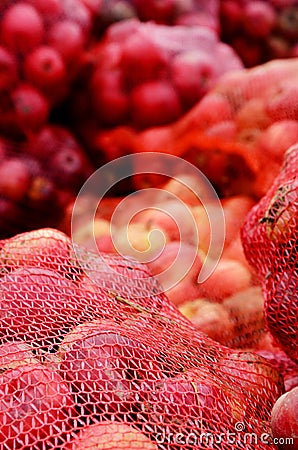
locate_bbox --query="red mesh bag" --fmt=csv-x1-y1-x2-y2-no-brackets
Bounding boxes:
257,346,298,392
69,18,243,160
0,0,92,137
115,57,298,199
0,227,285,449
241,143,298,363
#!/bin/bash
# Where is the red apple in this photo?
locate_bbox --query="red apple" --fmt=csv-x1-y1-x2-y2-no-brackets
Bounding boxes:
258,120,298,162
26,175,56,206
0,197,23,237
48,144,92,190
27,0,63,18
11,83,49,132
0,46,18,90
1,2,44,53
24,45,66,91
179,298,234,344
0,364,75,448
220,0,243,36
130,80,181,128
196,258,252,302
121,33,168,85
278,6,298,40
192,203,224,255
159,173,214,207
133,0,175,23
222,286,265,349
62,0,92,31
0,158,31,202
243,1,277,38
136,368,240,442
271,387,298,449
231,35,262,67
48,20,85,64
221,195,256,247
96,234,116,253
112,222,167,263
91,69,129,125
266,83,298,121
147,241,203,292
171,50,216,108
134,199,198,245
165,275,202,306
72,218,111,249
222,233,252,268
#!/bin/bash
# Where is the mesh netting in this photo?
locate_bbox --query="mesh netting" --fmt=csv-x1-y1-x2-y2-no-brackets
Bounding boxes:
257,346,298,393
97,57,298,199
68,17,243,162
241,143,298,363
0,228,284,449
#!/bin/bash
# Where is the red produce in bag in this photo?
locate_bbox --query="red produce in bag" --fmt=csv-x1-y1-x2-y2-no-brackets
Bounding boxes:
0,227,284,448
70,17,243,155
241,143,298,363
123,58,298,199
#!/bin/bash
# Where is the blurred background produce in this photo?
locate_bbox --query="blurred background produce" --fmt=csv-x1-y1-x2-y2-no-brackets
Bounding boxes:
0,0,297,237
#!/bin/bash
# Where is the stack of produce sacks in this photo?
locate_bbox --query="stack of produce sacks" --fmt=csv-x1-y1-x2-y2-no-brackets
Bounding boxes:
0,227,284,449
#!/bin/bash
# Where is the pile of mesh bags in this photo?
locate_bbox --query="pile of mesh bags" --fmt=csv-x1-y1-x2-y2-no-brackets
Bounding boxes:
0,227,284,449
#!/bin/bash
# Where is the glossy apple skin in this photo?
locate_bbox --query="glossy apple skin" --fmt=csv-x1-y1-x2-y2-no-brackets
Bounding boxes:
1,3,44,54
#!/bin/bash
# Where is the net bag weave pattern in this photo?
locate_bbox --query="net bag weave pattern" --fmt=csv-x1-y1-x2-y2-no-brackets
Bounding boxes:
0,228,284,449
